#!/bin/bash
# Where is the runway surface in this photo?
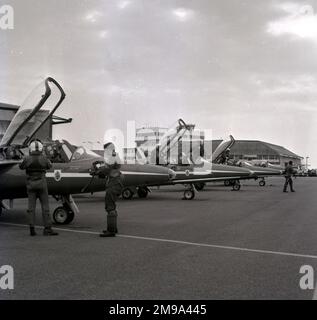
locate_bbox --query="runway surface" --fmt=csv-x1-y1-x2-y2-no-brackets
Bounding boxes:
1,177,317,300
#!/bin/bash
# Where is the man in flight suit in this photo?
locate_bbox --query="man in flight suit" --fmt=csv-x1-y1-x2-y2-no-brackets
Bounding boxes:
19,140,58,236
96,143,123,237
283,160,295,193
219,148,230,165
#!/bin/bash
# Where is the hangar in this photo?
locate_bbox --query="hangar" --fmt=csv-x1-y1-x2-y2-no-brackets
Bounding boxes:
205,140,303,167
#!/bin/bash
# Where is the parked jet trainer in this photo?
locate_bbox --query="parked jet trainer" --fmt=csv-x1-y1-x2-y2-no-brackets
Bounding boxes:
0,77,175,224
207,135,282,188
233,160,282,187
120,119,255,200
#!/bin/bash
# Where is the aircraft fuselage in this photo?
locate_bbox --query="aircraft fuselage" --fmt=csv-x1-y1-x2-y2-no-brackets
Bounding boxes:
0,159,173,199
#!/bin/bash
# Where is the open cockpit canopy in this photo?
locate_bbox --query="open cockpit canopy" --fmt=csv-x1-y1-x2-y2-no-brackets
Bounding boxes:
0,77,65,148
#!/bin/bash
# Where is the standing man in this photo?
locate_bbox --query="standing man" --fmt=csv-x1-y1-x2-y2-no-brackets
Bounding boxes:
19,140,58,236
283,160,295,193
93,143,123,237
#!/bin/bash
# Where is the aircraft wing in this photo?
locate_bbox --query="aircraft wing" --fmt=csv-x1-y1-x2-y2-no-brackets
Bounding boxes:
171,175,248,184
0,160,20,170
0,160,21,166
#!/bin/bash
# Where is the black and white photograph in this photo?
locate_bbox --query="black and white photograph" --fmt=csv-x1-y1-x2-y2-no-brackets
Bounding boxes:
1,0,317,307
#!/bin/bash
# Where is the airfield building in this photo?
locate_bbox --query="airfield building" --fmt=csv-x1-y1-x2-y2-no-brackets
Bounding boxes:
205,140,303,167
123,126,302,167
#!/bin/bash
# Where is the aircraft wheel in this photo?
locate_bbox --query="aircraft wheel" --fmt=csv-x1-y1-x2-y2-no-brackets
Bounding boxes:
232,183,241,191
137,187,148,198
224,180,231,187
53,206,75,225
122,188,134,200
183,189,195,200
194,183,205,191
259,180,266,187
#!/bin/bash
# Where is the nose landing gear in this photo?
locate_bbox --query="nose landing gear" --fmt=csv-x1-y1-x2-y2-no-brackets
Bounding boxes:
53,206,74,225
52,195,77,225
259,178,266,187
183,184,196,200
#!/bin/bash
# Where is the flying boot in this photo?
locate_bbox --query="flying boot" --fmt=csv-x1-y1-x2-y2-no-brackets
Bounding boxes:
30,225,36,236
43,226,59,236
100,211,117,237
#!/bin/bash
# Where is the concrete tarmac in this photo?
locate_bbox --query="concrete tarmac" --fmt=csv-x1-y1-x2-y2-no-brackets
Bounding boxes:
1,177,317,299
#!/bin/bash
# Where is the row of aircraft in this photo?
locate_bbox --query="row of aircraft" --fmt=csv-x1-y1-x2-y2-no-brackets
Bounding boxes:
0,77,283,225
116,120,283,200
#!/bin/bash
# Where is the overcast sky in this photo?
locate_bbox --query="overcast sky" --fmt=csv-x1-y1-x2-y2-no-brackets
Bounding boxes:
1,0,317,165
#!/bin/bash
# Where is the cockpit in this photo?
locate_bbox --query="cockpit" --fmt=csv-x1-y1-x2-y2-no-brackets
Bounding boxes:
0,77,102,164
0,138,102,163
43,140,101,163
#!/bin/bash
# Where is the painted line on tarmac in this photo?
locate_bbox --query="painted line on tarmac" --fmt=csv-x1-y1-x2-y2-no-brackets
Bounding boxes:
2,222,317,261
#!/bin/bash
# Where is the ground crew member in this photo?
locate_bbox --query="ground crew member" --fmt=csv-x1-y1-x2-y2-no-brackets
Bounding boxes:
95,143,123,237
283,160,295,193
19,140,58,236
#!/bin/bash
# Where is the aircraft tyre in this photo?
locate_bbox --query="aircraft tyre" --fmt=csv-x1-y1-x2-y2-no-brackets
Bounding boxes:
183,189,195,200
137,187,149,198
259,180,266,187
232,182,241,191
122,188,134,200
224,180,231,187
53,206,75,225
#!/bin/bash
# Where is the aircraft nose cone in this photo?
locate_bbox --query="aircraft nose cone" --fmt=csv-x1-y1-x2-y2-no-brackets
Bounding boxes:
168,169,177,180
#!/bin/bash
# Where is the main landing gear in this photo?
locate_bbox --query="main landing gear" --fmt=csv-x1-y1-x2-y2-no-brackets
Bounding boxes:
121,187,150,200
137,187,150,198
224,180,241,191
52,195,78,225
224,180,231,187
231,180,241,191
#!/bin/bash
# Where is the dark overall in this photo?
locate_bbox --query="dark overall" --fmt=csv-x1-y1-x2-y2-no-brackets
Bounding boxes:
103,163,123,234
105,174,123,212
19,153,52,227
283,164,295,192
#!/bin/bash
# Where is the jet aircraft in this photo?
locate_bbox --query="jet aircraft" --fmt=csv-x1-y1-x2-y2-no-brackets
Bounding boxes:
0,77,175,224
211,138,283,188
121,119,254,200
